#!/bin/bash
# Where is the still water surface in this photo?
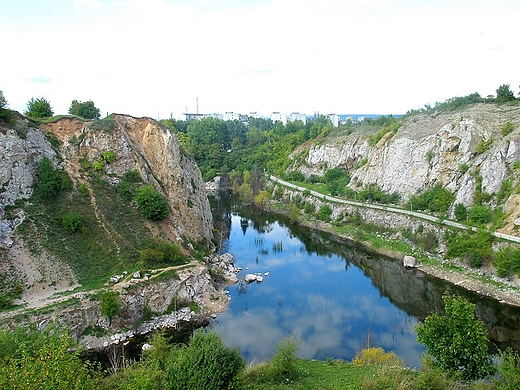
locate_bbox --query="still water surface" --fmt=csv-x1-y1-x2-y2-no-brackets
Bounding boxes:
211,212,425,367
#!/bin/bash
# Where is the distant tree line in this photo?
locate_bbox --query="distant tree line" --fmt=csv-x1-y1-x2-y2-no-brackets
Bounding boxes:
405,84,519,116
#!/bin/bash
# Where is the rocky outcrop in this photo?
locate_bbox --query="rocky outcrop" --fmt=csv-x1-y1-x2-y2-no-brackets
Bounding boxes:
0,115,56,246
298,104,520,226
12,253,239,350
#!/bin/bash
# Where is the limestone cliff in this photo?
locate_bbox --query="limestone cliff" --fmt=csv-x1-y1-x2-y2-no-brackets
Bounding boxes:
297,103,520,235
0,113,215,308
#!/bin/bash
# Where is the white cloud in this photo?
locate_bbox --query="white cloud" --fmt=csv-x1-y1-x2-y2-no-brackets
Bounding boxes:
1,0,519,117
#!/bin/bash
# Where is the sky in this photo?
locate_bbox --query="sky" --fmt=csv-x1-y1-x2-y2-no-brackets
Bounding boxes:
1,0,518,119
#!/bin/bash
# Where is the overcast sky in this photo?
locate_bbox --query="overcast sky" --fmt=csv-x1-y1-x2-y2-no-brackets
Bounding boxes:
1,0,518,119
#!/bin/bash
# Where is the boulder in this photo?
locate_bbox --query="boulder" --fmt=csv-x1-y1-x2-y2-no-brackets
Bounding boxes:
403,255,418,268
244,274,264,283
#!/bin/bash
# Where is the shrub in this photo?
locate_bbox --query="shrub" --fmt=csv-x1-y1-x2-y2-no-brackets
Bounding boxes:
493,348,520,390
62,211,83,233
134,185,170,221
102,150,116,163
165,330,244,390
408,184,454,214
454,203,467,221
446,229,493,268
99,290,121,319
317,204,332,221
124,170,142,183
468,204,493,224
116,180,134,200
416,294,495,380
352,347,404,367
140,240,186,267
494,246,520,278
35,157,70,199
269,335,301,382
502,122,515,136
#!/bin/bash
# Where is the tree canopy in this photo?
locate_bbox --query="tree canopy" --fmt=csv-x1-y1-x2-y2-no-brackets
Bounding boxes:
496,84,516,103
25,97,53,118
416,294,495,380
69,99,101,119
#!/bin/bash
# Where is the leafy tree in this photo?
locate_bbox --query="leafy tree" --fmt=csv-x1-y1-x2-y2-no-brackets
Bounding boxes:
416,294,495,380
0,90,7,108
165,330,244,390
468,204,493,224
317,204,332,221
496,84,516,103
68,99,101,119
0,90,12,123
25,97,54,118
134,185,170,221
407,184,454,214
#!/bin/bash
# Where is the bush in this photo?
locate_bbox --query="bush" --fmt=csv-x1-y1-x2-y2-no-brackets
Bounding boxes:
454,203,467,221
352,347,404,367
35,157,70,199
468,204,493,224
99,291,121,319
269,335,301,382
494,348,520,390
140,240,186,267
68,100,100,120
165,330,244,390
134,185,170,221
317,204,332,221
416,294,495,380
494,246,520,278
446,230,493,268
62,211,83,233
408,184,454,214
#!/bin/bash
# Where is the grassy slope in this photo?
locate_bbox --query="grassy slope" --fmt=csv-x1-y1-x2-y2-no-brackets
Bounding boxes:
17,175,156,290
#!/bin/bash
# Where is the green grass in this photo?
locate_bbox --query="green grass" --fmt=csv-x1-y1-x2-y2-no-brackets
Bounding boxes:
242,359,379,389
17,176,159,290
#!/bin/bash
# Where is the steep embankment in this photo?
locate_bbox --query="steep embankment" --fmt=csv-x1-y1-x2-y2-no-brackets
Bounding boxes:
0,113,220,328
298,103,520,236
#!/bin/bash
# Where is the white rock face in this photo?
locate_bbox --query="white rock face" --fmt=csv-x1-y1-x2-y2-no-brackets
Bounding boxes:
300,104,520,214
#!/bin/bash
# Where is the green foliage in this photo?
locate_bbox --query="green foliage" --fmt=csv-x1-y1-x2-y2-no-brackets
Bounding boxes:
416,294,495,380
476,138,493,154
446,229,493,268
494,348,520,390
68,99,101,119
99,290,121,318
322,168,350,196
124,169,142,183
102,150,116,163
165,330,244,390
0,324,98,389
494,246,520,278
502,122,515,136
62,211,83,233
35,157,70,199
0,90,6,108
140,240,187,267
468,204,493,224
496,84,516,103
408,183,454,214
358,183,400,204
90,114,116,132
454,203,468,221
497,179,513,204
317,203,332,221
25,97,54,118
134,185,170,220
269,335,301,382
352,347,404,367
459,163,469,173
0,90,13,124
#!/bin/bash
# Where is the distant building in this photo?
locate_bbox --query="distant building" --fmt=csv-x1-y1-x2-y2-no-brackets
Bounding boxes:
270,112,287,125
222,112,241,121
326,113,340,127
249,111,263,119
182,113,203,121
289,112,307,125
